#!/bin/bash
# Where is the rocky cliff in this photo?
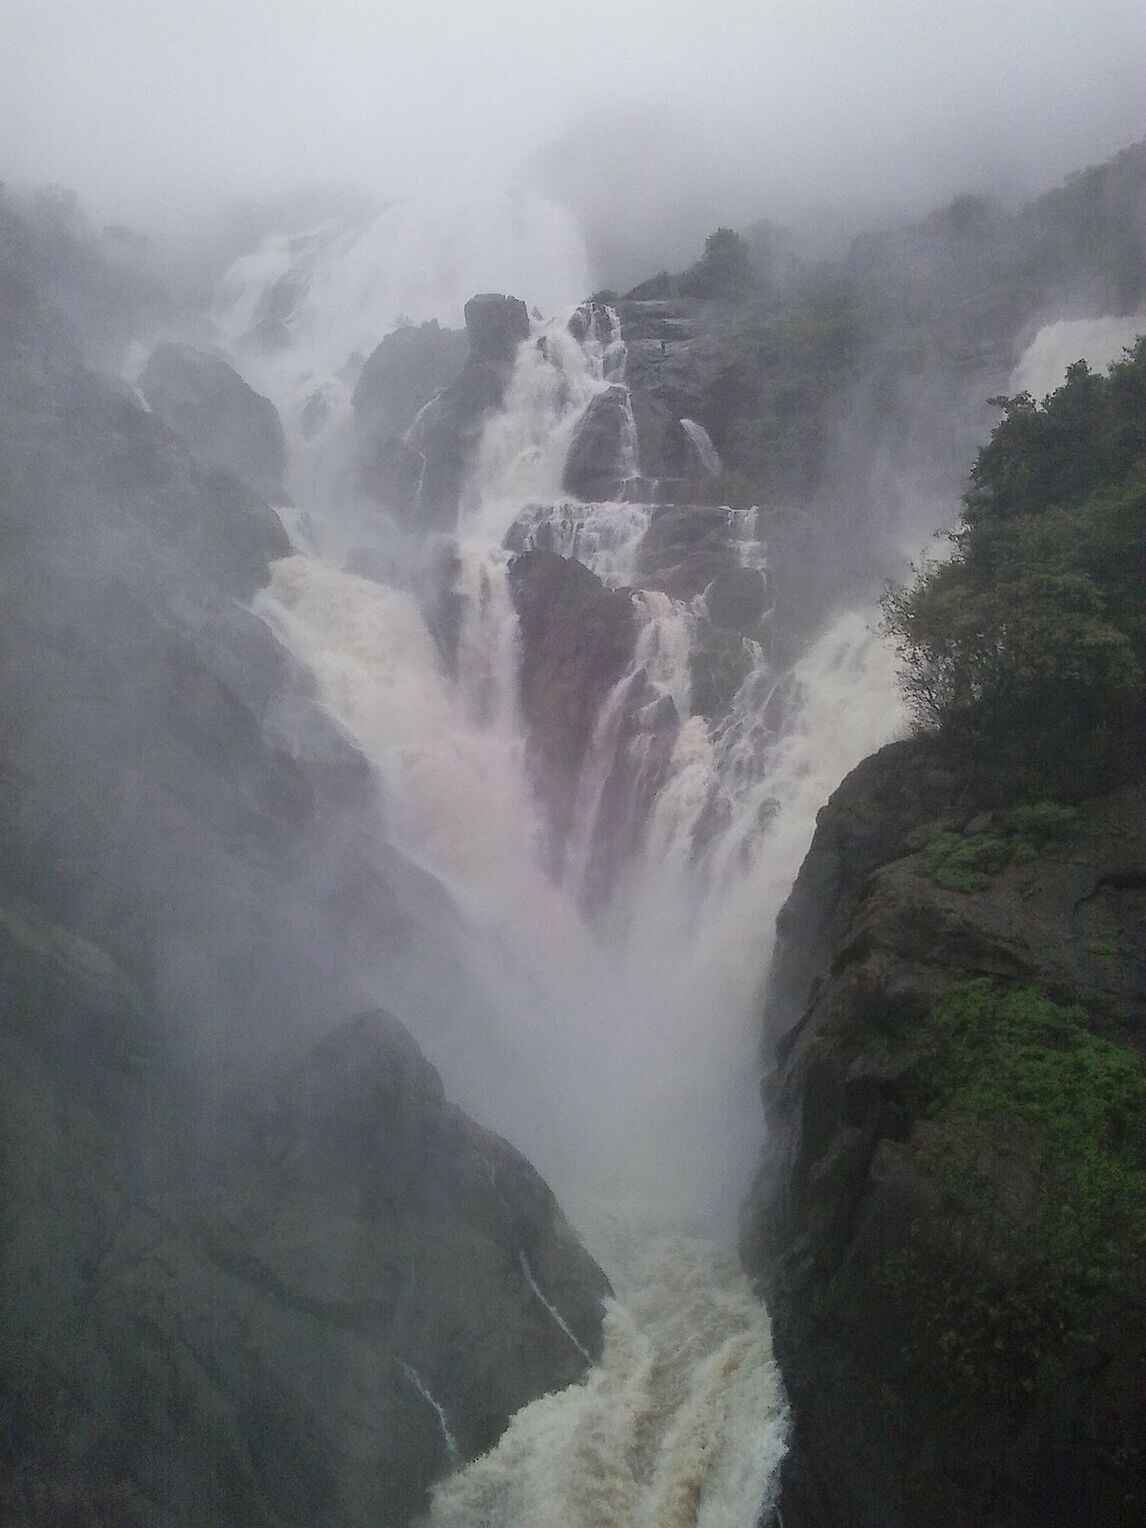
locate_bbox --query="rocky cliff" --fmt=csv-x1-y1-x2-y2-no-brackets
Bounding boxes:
356,293,529,527
742,740,1146,1528
0,193,609,1526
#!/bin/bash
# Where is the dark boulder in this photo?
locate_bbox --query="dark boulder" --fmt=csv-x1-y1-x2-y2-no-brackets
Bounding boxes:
567,300,615,349
140,341,288,501
509,549,637,874
636,504,741,601
0,945,611,1528
742,742,1146,1528
463,292,530,364
359,294,529,529
357,430,429,514
562,384,634,500
704,565,766,632
351,319,468,437
402,357,505,525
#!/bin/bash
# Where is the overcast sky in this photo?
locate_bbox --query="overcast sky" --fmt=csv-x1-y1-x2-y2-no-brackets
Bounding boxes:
5,0,1145,238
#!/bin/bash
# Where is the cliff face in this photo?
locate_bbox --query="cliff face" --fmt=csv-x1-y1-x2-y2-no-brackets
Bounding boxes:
742,740,1146,1528
0,199,609,1526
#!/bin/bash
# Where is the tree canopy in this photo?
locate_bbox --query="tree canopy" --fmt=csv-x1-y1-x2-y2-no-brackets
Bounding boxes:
882,337,1146,793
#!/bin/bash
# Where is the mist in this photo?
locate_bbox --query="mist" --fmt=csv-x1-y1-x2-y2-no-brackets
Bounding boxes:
6,0,1145,271
4,5,1146,1523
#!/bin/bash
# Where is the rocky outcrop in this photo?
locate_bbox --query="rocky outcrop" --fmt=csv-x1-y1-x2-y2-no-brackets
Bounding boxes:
704,565,766,632
615,297,728,492
508,550,637,876
463,292,530,363
742,740,1146,1528
360,293,529,528
140,341,288,501
562,384,633,499
635,504,742,601
352,320,468,438
1,193,610,1528
0,928,609,1527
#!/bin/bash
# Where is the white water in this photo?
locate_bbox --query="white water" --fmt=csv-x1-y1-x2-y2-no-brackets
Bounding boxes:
681,417,723,477
520,1252,593,1365
401,1363,461,1467
223,220,907,1523
1011,313,1145,397
429,1225,788,1528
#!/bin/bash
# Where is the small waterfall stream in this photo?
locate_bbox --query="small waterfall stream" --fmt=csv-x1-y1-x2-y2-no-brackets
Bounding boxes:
219,240,904,1524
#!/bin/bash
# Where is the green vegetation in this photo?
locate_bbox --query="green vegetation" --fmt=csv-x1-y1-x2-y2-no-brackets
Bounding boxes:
877,980,1146,1411
882,339,1146,794
678,226,756,300
921,802,1079,890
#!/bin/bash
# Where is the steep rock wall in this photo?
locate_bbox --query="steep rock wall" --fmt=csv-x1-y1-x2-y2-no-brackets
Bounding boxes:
742,740,1146,1527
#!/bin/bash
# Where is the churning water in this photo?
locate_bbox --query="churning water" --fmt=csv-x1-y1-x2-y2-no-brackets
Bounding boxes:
220,215,904,1524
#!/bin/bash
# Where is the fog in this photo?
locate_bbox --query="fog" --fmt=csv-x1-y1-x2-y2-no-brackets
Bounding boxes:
6,0,1145,276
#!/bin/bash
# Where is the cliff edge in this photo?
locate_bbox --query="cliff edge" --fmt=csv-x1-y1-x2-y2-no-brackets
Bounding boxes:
742,739,1146,1527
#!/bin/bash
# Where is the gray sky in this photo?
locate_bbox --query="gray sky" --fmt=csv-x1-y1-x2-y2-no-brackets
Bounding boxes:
5,0,1145,238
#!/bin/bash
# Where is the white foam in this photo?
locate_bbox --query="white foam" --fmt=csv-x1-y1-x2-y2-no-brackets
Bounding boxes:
1011,313,1145,398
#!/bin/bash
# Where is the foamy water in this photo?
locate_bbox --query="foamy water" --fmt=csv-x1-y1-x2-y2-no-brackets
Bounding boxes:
219,220,916,1522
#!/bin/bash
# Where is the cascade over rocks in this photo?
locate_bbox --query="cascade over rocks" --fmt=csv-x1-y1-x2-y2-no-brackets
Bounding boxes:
139,341,288,501
615,297,728,495
742,740,1146,1528
566,299,615,346
1,198,611,1528
635,503,743,601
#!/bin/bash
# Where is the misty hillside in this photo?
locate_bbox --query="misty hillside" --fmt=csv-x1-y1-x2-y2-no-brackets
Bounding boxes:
2,40,1146,1527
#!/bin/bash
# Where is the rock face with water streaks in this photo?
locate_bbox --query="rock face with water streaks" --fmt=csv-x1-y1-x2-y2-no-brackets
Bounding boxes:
509,549,637,877
364,292,529,527
742,739,1146,1528
1,201,610,1527
139,341,288,501
562,383,633,500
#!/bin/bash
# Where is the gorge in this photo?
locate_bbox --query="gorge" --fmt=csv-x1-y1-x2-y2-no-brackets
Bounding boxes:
1,134,1144,1528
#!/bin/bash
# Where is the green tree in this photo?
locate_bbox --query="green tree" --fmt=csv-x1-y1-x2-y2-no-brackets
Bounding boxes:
882,338,1146,791
680,227,756,300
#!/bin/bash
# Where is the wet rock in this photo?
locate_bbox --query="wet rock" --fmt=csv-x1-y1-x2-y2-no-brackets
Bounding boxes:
704,566,767,632
0,958,610,1528
509,549,637,874
351,319,468,437
140,341,287,501
636,504,741,601
581,678,681,908
742,742,1146,1528
463,292,530,364
562,384,632,500
567,300,614,346
689,626,756,720
0,225,609,1528
363,293,529,528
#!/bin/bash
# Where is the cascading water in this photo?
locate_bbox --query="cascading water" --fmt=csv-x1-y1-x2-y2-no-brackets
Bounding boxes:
681,416,723,478
218,225,907,1523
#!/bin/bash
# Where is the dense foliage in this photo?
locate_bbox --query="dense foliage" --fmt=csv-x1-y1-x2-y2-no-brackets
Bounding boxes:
882,339,1146,792
878,978,1146,1419
678,226,756,300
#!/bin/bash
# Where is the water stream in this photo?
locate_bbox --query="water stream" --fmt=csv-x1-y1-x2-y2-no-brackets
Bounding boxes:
219,233,904,1524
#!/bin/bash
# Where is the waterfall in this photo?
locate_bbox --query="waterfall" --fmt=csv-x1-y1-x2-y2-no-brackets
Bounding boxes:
519,1252,592,1364
681,416,723,477
401,1362,461,1466
222,229,907,1522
